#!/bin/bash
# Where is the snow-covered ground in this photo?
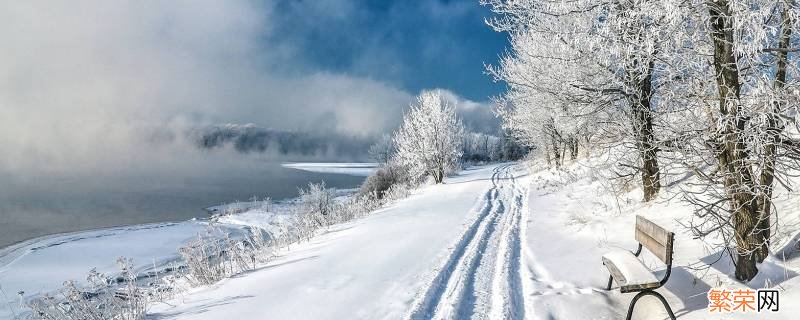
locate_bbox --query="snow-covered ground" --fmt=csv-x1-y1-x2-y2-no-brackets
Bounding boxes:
281,162,378,177
149,160,800,319
149,164,511,319
3,160,800,319
518,161,800,319
0,208,300,319
0,221,204,317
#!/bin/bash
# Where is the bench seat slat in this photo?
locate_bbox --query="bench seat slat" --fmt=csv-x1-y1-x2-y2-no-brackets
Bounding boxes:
602,249,659,292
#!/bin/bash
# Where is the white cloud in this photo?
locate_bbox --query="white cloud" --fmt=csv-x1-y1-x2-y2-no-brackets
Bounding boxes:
0,1,497,175
438,89,500,133
0,1,416,173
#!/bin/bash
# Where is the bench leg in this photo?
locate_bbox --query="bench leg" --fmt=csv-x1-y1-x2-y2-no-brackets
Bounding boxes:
607,275,613,290
625,290,676,320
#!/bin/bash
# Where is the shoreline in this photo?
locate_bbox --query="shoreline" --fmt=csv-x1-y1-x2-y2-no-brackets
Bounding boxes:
0,185,363,318
1,163,373,250
0,220,192,268
0,188,361,254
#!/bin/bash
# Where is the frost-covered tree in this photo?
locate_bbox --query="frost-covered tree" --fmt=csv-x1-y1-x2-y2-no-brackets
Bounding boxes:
485,0,800,281
485,0,672,201
669,0,800,281
462,132,504,162
393,90,465,184
368,134,394,164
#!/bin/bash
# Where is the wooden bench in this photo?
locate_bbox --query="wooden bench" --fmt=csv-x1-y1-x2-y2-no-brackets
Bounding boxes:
602,215,676,320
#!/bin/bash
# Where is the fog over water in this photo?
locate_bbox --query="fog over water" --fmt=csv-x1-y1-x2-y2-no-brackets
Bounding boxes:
0,153,365,248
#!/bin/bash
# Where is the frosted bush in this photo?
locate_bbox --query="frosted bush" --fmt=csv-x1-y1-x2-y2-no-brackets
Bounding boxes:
382,183,411,202
178,234,229,285
27,258,149,320
299,182,335,224
360,163,409,199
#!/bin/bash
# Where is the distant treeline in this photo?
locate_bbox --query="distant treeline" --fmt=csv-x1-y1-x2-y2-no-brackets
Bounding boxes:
192,123,526,163
192,124,373,160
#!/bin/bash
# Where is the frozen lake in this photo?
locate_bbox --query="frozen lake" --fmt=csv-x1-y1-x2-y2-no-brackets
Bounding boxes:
0,160,374,248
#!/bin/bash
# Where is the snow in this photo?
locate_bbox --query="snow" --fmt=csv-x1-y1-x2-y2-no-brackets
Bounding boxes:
3,160,800,319
0,213,297,319
407,164,529,319
601,249,660,286
149,164,506,319
518,160,800,319
204,188,357,214
215,210,296,239
281,162,378,177
0,221,207,318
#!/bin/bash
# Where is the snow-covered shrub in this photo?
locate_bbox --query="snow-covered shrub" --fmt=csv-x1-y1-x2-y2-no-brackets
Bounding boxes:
267,220,294,248
178,228,276,286
382,182,411,202
27,258,149,320
294,210,321,241
359,162,409,199
178,234,229,285
345,194,381,219
222,202,245,216
265,197,274,211
241,227,276,264
223,235,257,274
299,182,335,226
293,177,411,241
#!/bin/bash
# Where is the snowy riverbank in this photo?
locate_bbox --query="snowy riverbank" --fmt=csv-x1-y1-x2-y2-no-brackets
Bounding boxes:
4,160,800,319
0,163,375,319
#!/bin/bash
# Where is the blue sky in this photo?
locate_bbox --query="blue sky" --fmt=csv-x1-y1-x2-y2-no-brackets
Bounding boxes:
263,0,508,101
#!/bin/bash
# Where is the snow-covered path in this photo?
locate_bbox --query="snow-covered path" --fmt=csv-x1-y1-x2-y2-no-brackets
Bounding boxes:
150,164,525,320
150,159,800,320
408,164,529,319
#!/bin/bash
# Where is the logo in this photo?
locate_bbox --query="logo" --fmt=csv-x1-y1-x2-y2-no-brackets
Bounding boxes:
707,288,779,313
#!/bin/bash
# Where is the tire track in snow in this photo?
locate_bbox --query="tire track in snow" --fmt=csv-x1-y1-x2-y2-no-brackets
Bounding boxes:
490,172,526,319
408,164,529,320
407,165,504,319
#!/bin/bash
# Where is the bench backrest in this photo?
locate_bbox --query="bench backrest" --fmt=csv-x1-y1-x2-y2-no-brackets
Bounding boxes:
635,215,674,264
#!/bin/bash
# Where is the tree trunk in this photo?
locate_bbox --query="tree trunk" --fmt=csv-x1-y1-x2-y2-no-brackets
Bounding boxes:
434,164,445,184
574,137,579,158
755,5,792,262
583,135,590,156
630,58,661,202
708,0,761,281
568,136,578,160
619,1,662,203
544,144,552,167
550,127,561,167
